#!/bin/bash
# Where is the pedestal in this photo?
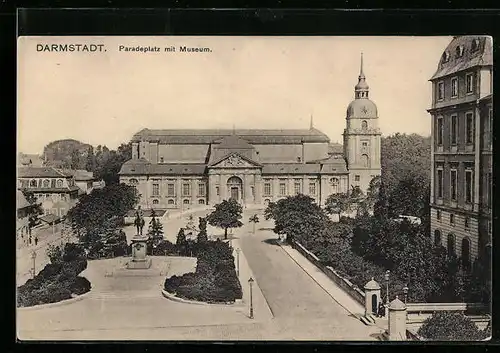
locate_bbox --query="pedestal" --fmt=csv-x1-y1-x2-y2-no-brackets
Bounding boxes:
127,235,152,269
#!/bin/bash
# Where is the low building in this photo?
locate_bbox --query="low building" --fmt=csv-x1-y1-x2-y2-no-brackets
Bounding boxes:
62,169,97,195
16,190,39,237
17,166,80,218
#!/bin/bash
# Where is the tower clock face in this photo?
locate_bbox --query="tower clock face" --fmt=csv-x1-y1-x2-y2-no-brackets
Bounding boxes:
361,106,368,114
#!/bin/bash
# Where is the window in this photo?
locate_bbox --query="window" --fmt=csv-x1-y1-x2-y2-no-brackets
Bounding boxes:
450,115,458,145
465,217,470,229
465,169,473,203
182,183,191,197
279,182,286,196
251,186,255,197
437,117,444,145
362,142,368,148
362,120,368,129
471,38,479,52
129,178,139,186
450,169,457,200
198,183,205,197
183,199,190,205
160,157,164,163
462,238,471,270
61,194,67,202
297,157,301,162
309,182,316,195
434,230,442,246
437,210,441,220
442,51,450,63
152,199,159,205
152,183,159,196
451,77,458,97
43,179,50,188
450,214,455,225
264,183,271,196
216,186,220,196
167,183,175,197
447,234,456,257
30,179,37,187
20,179,28,188
437,82,445,100
294,181,301,195
57,179,63,188
51,179,56,188
361,154,369,168
466,113,474,144
437,169,444,198
466,73,474,94
198,199,205,205
455,46,464,57
355,175,360,182
168,199,175,205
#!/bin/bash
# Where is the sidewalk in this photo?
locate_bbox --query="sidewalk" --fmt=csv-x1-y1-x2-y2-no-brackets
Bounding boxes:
232,236,274,322
278,243,365,317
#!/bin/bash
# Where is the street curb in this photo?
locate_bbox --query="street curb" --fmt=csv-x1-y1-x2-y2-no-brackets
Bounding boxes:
161,289,244,307
276,242,362,317
17,290,91,311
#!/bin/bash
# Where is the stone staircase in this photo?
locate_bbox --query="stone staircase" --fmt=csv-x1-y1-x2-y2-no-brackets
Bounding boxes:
360,313,378,326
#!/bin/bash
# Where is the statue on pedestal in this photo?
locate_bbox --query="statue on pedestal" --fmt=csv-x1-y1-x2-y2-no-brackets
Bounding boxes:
134,206,145,235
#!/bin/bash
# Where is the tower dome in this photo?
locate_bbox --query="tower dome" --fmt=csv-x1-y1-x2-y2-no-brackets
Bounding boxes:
347,53,378,119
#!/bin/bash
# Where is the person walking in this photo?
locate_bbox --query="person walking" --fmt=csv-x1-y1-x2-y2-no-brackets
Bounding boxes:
34,236,38,246
377,302,385,318
28,235,32,246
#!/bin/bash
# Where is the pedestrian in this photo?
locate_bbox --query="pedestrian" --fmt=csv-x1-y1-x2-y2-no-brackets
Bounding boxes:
28,236,32,246
35,236,38,246
378,302,385,318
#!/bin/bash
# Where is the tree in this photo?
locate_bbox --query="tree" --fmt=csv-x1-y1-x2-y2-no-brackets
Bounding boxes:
185,214,197,239
206,199,243,239
264,194,329,244
147,209,164,246
176,228,187,255
324,193,351,220
417,311,489,341
249,214,259,234
197,217,208,243
85,145,96,172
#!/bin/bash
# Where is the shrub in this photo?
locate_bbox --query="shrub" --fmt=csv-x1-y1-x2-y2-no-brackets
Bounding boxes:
417,311,489,341
62,243,86,262
152,240,177,256
69,276,92,295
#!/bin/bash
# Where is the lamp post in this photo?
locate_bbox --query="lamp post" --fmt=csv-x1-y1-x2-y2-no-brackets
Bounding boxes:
31,250,37,279
385,270,390,315
236,248,241,277
248,277,254,319
403,285,409,305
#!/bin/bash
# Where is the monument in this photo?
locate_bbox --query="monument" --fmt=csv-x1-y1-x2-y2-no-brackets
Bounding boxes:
127,206,152,269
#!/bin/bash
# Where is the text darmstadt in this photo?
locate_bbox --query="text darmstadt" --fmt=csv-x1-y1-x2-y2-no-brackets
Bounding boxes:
36,44,106,52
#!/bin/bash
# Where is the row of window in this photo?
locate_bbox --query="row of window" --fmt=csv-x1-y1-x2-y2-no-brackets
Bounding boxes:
435,166,475,203
433,230,472,269
33,193,69,202
436,112,475,146
21,178,69,189
151,198,206,206
437,73,475,101
441,39,480,64
44,207,66,217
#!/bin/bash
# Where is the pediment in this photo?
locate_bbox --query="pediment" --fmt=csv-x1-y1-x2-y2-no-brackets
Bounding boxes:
209,153,261,169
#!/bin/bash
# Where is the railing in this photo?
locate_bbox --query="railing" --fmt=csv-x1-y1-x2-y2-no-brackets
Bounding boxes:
406,302,488,314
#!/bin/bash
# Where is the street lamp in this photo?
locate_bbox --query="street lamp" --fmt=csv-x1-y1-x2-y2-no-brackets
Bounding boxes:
31,250,37,279
403,285,409,305
384,270,390,308
248,277,254,319
236,248,241,277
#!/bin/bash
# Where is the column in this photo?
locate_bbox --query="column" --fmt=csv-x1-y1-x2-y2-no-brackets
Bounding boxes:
176,178,182,210
255,172,262,204
208,173,217,206
191,178,197,206
388,296,407,341
320,176,328,206
273,177,279,201
244,173,252,205
288,177,294,196
302,175,308,196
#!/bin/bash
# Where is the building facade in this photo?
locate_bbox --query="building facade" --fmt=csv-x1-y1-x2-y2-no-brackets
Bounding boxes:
17,167,80,218
119,56,381,211
428,36,493,263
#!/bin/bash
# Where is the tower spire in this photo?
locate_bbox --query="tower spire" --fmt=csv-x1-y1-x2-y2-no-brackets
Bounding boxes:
310,114,314,130
359,52,365,78
355,52,369,99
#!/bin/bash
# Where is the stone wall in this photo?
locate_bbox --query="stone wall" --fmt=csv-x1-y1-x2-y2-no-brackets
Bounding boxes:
292,240,365,306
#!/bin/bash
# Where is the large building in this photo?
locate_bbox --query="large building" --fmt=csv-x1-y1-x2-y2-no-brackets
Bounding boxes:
119,56,381,211
428,36,493,264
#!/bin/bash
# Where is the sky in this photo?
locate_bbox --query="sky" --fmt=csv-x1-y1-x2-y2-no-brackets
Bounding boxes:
17,36,452,154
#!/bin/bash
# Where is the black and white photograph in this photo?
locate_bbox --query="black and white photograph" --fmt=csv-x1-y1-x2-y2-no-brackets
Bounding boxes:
16,35,492,341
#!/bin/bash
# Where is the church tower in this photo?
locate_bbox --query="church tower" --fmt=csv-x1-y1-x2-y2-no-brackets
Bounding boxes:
343,53,381,194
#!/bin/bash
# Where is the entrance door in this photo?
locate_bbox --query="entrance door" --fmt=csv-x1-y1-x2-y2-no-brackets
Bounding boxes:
371,294,378,314
230,187,239,201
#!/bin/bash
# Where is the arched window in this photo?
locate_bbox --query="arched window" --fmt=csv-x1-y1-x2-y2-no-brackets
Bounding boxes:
362,120,368,130
442,51,450,63
129,178,139,185
462,237,471,270
183,199,190,205
167,199,175,205
198,199,205,205
152,199,159,205
447,233,456,257
43,179,50,188
30,179,37,187
361,154,370,168
330,177,339,193
56,179,63,188
434,229,442,246
471,38,480,52
456,45,464,57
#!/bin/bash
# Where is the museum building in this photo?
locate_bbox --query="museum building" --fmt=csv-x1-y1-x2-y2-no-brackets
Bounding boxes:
119,56,381,210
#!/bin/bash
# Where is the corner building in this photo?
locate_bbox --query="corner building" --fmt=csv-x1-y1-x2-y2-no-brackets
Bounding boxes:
428,36,493,263
119,56,381,211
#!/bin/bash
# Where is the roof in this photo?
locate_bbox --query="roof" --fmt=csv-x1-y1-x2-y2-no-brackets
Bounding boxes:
119,159,207,176
22,186,80,193
430,36,493,81
39,214,61,224
17,191,31,209
131,128,331,144
262,164,321,175
208,151,262,167
214,135,255,149
479,93,493,103
389,296,406,310
61,169,95,181
17,167,72,178
364,278,381,290
347,99,378,118
328,143,343,155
